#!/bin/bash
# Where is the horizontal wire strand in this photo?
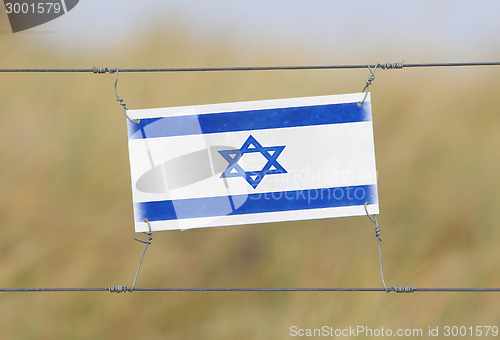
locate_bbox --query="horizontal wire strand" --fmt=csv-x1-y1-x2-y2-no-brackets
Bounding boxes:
1,287,500,293
0,62,500,73
1,60,499,294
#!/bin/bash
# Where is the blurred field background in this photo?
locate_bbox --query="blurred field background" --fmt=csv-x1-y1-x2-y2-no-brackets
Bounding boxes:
1,3,500,339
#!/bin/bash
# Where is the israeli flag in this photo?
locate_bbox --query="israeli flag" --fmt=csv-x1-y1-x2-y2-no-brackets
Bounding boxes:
127,93,378,232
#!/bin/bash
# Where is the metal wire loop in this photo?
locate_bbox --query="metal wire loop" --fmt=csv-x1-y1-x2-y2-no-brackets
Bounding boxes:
358,64,378,106
364,201,389,292
364,202,416,294
107,220,153,294
358,61,404,106
134,219,153,245
93,66,139,123
113,68,140,124
364,202,381,241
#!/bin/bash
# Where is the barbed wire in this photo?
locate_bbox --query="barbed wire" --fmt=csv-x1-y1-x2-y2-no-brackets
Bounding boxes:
0,61,499,73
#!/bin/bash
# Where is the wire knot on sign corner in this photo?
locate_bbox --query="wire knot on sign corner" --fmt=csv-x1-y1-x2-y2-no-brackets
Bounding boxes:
364,202,390,292
364,202,382,242
364,202,416,294
107,220,154,294
134,219,153,245
93,66,140,124
129,219,154,293
358,61,404,106
358,64,378,106
92,66,116,74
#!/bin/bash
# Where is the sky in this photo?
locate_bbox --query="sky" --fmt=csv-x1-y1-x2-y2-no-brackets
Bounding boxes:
3,0,500,62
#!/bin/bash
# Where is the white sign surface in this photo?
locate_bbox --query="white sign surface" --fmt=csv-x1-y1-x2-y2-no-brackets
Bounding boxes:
127,93,378,232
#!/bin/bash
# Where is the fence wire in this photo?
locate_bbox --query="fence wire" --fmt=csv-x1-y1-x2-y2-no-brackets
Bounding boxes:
0,61,500,73
1,287,500,293
1,60,500,294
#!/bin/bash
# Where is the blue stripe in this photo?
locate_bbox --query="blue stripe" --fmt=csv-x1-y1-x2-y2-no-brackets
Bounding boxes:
128,102,371,139
134,184,377,222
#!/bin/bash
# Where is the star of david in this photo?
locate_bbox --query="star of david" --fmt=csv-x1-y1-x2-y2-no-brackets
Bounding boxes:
218,135,287,189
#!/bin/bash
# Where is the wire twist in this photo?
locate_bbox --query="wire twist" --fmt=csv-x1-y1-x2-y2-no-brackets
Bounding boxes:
391,286,415,293
129,219,154,292
93,66,139,123
364,202,416,294
358,64,378,106
113,68,140,124
380,61,404,69
358,61,404,106
364,202,382,242
108,286,129,293
364,202,388,292
105,220,153,294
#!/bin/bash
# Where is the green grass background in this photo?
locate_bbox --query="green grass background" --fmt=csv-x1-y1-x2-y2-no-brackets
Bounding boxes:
1,15,500,340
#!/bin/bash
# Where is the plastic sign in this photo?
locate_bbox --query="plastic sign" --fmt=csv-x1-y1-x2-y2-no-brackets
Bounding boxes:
127,93,379,232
